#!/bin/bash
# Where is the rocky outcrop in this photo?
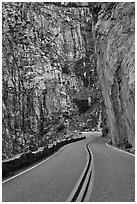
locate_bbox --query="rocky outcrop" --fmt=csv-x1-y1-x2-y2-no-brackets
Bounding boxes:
2,3,101,159
93,2,135,147
3,2,134,160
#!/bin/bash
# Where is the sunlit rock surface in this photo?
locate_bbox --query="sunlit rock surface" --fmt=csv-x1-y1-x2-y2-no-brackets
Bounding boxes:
2,2,101,159
2,2,135,159
94,2,135,146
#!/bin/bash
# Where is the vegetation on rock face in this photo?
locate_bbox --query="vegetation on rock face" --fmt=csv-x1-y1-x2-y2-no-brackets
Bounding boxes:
2,2,101,159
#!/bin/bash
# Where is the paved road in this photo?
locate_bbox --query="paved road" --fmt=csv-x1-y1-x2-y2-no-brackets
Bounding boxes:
87,135,135,202
2,132,135,202
2,138,88,202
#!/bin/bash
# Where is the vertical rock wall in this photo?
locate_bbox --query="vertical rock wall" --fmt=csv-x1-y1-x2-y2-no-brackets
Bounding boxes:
3,2,134,158
2,3,101,158
93,2,135,146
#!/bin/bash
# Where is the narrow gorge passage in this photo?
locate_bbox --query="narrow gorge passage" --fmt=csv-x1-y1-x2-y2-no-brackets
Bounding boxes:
2,2,135,202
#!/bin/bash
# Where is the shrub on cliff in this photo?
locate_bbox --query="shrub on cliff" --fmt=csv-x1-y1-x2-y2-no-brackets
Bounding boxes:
123,138,132,149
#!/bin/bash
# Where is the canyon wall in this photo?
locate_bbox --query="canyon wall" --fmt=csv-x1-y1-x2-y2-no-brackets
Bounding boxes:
92,2,135,146
2,2,135,159
2,3,101,159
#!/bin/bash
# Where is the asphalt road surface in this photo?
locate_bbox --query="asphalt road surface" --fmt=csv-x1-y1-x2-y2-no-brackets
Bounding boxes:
2,132,135,202
88,135,135,202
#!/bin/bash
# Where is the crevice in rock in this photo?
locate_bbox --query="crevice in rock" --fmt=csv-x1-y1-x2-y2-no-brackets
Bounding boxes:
2,2,135,158
111,65,127,145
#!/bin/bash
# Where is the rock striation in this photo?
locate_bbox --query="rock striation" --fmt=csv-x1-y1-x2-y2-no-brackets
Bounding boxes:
2,2,135,159
2,2,101,159
92,2,135,147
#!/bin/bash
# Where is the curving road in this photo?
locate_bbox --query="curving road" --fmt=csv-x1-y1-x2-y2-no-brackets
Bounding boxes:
88,134,135,202
2,132,135,202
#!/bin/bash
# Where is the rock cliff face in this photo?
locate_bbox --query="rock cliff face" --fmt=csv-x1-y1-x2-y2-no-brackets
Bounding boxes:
2,3,101,158
2,2,135,159
92,2,135,146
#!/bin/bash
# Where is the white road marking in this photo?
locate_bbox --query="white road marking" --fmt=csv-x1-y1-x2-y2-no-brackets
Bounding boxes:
106,143,135,157
2,143,73,184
